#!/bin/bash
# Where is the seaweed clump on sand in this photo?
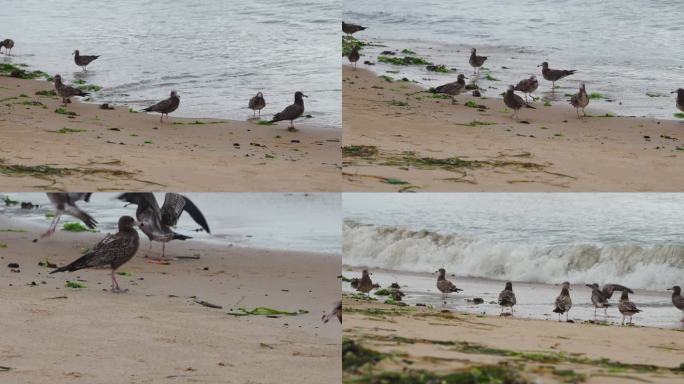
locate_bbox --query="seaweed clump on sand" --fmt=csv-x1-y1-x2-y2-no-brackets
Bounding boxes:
343,339,386,374
343,145,378,158
378,55,430,66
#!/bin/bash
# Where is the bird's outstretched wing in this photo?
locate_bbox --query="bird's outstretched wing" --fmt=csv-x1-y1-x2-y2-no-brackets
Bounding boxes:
160,193,211,233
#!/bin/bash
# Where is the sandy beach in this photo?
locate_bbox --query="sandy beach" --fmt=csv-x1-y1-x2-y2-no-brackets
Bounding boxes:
342,66,684,192
343,296,684,383
0,215,341,384
0,75,340,192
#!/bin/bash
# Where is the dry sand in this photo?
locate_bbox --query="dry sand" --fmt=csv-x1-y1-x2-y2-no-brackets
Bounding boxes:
0,75,340,191
343,296,684,383
0,216,341,384
342,66,684,191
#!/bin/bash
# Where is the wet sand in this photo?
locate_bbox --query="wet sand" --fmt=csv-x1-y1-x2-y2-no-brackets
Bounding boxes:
342,66,684,192
343,296,684,383
0,216,341,383
0,75,340,191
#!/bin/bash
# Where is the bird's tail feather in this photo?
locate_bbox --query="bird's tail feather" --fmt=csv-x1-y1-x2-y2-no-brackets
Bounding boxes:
172,233,191,241
50,255,90,274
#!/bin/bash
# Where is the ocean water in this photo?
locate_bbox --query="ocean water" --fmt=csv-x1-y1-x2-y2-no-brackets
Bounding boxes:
343,193,684,290
2,0,341,127
344,0,684,119
0,193,341,254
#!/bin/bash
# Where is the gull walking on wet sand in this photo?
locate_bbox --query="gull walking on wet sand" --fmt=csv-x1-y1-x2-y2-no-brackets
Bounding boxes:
618,290,641,326
248,92,266,117
514,76,538,102
538,62,576,91
672,89,684,113
433,74,467,104
355,269,374,297
42,193,97,238
570,83,589,118
73,50,100,72
1,39,14,55
50,216,139,293
117,193,210,261
436,268,462,304
322,300,342,323
348,46,360,70
553,281,572,322
498,281,516,315
469,48,487,75
504,85,535,119
668,286,684,322
54,74,89,107
270,91,308,130
142,91,180,123
342,22,367,36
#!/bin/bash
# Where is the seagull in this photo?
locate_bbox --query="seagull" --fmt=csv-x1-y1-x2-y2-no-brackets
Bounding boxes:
671,89,684,113
432,74,467,104
355,269,374,297
322,300,342,323
514,76,538,102
586,283,632,321
248,92,266,117
50,216,139,293
54,74,89,107
270,91,308,129
41,193,97,238
570,83,589,118
469,48,487,75
142,91,180,123
1,39,14,55
342,22,366,36
538,62,576,90
504,85,535,119
498,281,516,315
348,46,360,70
553,281,572,322
435,268,462,304
618,290,641,326
73,50,100,72
668,286,684,322
117,193,210,261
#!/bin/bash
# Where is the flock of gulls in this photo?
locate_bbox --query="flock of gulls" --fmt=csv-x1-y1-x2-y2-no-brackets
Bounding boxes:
343,22,684,119
352,269,684,326
2,39,311,128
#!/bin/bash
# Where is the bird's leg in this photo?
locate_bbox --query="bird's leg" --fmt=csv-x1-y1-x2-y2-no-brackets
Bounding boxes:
258,109,261,117
160,114,164,123
576,108,580,118
161,242,166,259
622,315,625,326
41,213,62,238
111,270,128,293
566,311,569,322
583,108,587,117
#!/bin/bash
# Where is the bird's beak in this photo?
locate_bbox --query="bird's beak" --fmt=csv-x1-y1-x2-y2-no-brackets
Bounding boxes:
537,64,542,67
585,284,592,288
672,91,678,94
303,94,309,98
667,288,674,291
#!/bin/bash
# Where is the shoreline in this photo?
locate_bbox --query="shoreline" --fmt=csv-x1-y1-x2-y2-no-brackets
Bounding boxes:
343,296,684,383
342,65,684,191
0,216,341,383
0,74,341,191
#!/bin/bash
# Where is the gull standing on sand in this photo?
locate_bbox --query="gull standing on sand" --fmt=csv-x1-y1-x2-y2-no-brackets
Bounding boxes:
322,300,342,323
671,89,684,113
618,290,641,326
433,74,467,104
504,85,535,119
73,50,100,72
436,268,462,304
248,92,266,117
142,91,180,123
668,286,684,322
270,91,308,129
54,74,89,107
348,46,360,70
586,283,633,320
1,39,14,55
514,76,538,102
553,281,572,322
342,22,367,36
538,62,576,90
50,216,139,293
117,193,210,261
355,269,374,297
570,83,589,118
498,281,516,315
469,48,487,75
42,193,97,238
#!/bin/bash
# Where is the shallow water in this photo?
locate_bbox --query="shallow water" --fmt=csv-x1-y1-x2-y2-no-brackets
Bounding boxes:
0,193,341,254
343,193,684,290
344,0,684,119
343,268,683,329
3,0,341,127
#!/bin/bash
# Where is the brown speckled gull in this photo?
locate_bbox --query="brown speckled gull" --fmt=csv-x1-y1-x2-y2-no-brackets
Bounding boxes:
142,91,180,123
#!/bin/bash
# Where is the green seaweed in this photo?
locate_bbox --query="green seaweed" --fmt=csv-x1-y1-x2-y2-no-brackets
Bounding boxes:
116,271,131,276
400,48,416,55
0,242,6,249
257,120,275,125
3,196,19,206
54,107,78,117
0,228,25,232
35,90,57,97
457,120,496,127
389,100,408,107
51,127,87,134
382,178,409,185
343,145,379,157
343,339,386,373
62,222,96,232
543,101,552,107
589,92,606,99
77,83,102,92
379,75,394,83
484,73,499,81
378,55,430,66
226,307,309,317
128,108,138,113
674,112,684,119
65,281,86,289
